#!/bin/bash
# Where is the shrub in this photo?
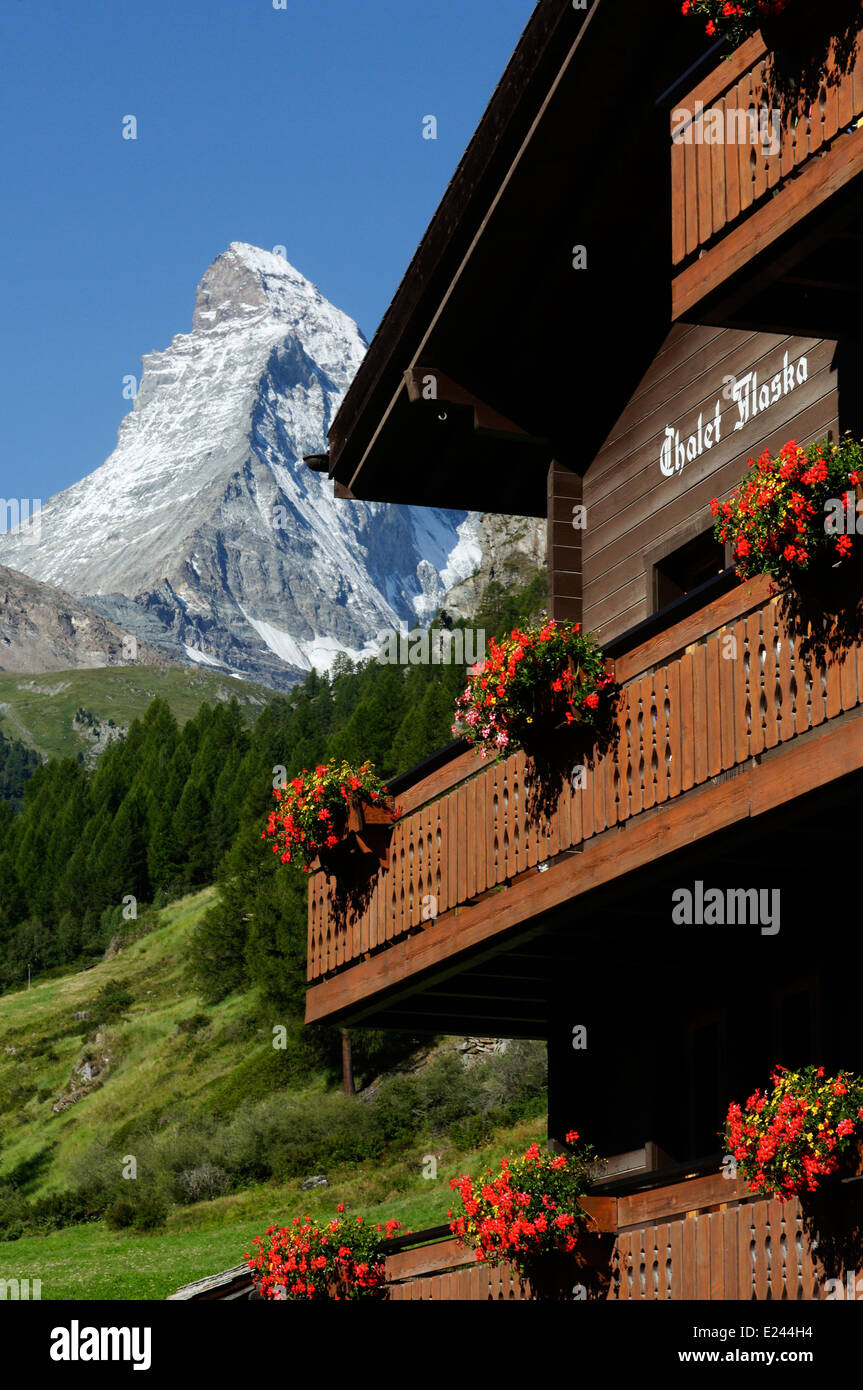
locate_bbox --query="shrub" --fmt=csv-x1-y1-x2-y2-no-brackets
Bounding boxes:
175,1012,210,1037
0,1184,28,1240
105,1198,137,1231
177,1163,230,1203
105,1191,168,1233
28,1189,100,1233
91,979,133,1022
481,1041,548,1112
131,1192,169,1231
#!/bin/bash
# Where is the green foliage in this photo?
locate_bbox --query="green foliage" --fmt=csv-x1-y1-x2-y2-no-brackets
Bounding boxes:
174,1012,210,1037
0,697,252,990
91,979,134,1023
0,730,39,810
0,568,548,1104
105,1190,169,1233
0,1183,28,1240
0,1037,548,1240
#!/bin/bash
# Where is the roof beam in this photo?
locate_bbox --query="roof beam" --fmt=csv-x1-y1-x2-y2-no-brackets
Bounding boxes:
402,368,549,443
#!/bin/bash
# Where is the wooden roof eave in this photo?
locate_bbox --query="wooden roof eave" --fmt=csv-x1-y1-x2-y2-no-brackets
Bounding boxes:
327,0,596,486
326,2,704,510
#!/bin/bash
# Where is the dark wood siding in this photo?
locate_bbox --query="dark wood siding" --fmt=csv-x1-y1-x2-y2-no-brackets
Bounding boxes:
582,323,839,643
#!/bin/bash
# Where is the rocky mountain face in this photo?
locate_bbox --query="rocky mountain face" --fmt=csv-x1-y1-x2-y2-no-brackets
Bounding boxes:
0,244,484,689
0,565,170,673
440,513,546,623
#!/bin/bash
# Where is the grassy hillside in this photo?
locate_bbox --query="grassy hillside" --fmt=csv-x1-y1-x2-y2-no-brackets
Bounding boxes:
0,666,271,762
0,889,250,1191
0,1116,543,1300
0,889,547,1299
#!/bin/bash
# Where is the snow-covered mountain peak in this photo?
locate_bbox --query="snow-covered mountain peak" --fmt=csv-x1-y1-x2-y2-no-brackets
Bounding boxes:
0,245,484,689
191,241,357,359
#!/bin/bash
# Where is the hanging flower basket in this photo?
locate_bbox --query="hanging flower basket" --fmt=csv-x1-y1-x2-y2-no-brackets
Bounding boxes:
723,1064,863,1200
317,793,397,875
261,760,399,876
245,1208,404,1301
683,0,863,92
681,0,795,50
451,620,615,762
448,1131,599,1299
711,433,863,595
837,1136,863,1183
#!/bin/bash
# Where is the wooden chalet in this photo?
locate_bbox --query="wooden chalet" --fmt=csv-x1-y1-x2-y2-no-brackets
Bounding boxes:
304,0,863,1299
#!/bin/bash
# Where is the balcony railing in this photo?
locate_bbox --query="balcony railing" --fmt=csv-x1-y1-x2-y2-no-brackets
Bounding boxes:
670,27,863,317
170,1170,851,1301
380,1172,833,1300
307,574,863,994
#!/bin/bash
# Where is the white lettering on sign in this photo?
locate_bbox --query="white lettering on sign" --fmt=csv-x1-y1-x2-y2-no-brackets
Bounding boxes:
659,352,808,478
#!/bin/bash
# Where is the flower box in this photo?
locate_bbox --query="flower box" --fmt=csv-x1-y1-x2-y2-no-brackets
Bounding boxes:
683,0,862,90
837,1137,863,1184
262,760,398,876
522,1226,613,1301
711,434,863,597
246,1209,403,1301
448,1133,600,1299
512,655,616,761
452,620,615,762
724,1064,863,1200
317,796,396,875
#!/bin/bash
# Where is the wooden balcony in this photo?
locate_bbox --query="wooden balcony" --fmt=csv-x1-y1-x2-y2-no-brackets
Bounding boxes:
670,27,863,331
307,575,863,1028
383,1171,843,1300
171,1173,858,1302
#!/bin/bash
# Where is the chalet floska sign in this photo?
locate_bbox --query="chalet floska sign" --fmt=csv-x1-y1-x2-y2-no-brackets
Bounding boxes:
659,352,809,477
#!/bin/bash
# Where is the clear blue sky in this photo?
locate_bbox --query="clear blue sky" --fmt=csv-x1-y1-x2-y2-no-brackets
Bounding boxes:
0,0,534,504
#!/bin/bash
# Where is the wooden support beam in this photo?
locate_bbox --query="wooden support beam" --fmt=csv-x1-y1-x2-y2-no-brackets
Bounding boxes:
547,460,582,623
403,367,550,442
372,1010,548,1035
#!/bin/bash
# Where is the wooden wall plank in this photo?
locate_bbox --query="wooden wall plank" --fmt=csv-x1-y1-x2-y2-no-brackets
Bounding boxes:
682,1218,697,1301
671,140,686,265
711,97,727,236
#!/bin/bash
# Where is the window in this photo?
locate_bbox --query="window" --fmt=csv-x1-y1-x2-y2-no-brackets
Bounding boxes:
652,528,727,612
687,1014,727,1159
772,981,820,1066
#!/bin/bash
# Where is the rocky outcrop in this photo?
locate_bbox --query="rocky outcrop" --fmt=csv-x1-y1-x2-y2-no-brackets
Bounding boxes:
440,514,546,623
0,565,170,674
51,1033,111,1113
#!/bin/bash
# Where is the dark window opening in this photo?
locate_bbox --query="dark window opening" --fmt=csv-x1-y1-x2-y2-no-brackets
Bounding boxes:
688,1016,726,1160
773,984,817,1067
653,529,727,612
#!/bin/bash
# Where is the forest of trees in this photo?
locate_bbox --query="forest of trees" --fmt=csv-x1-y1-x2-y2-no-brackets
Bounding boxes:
0,730,39,812
0,573,547,1019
